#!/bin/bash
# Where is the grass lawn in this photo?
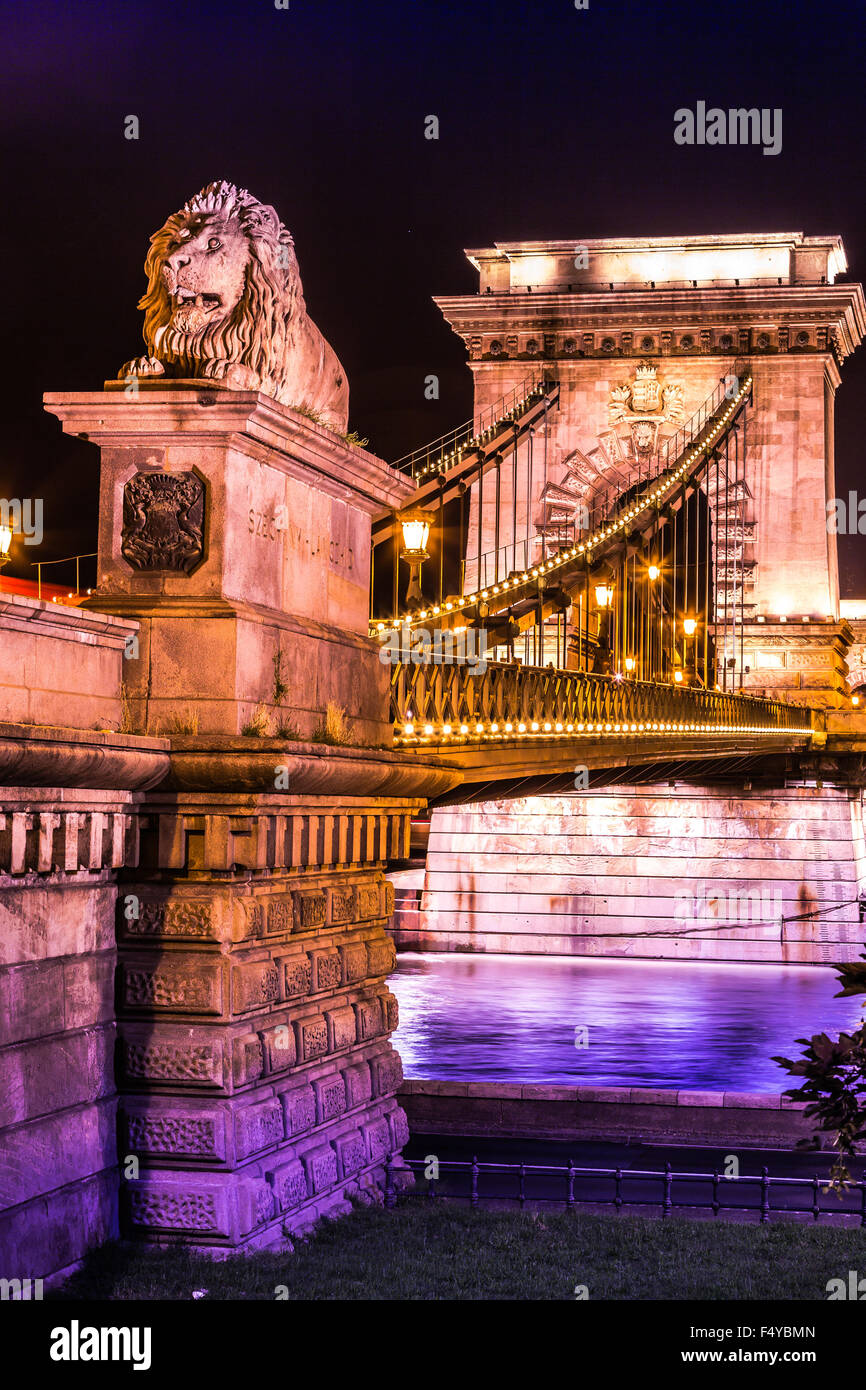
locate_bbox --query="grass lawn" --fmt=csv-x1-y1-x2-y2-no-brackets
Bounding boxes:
52,1202,866,1300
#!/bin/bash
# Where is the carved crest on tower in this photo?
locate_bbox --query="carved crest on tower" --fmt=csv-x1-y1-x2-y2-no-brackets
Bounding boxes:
609,362,685,426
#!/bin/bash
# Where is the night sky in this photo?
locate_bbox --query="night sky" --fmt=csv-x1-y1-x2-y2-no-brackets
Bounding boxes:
3,0,865,589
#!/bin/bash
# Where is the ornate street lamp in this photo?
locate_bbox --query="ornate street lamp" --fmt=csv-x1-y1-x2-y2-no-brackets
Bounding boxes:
0,525,13,569
594,581,614,608
399,509,432,612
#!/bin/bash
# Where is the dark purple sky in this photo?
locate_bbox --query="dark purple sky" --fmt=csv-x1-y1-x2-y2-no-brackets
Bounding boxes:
2,0,865,589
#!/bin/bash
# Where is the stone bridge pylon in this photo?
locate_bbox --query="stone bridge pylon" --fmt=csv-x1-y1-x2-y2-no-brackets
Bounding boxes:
436,232,866,706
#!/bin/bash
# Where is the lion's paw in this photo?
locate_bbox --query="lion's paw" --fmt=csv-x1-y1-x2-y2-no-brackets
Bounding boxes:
200,360,260,392
119,357,165,379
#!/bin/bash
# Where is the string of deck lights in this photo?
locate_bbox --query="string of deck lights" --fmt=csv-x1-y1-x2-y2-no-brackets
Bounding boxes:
397,716,813,745
376,376,753,637
411,380,550,483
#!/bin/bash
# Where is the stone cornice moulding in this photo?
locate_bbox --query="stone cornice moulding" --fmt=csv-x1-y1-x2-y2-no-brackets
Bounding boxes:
0,594,140,646
43,387,415,516
435,285,866,357
0,723,170,790
163,736,462,798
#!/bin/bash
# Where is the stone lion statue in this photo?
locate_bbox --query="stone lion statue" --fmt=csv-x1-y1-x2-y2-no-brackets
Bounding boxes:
119,180,349,432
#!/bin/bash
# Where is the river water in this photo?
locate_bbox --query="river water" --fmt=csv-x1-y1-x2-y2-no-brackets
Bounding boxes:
390,951,865,1092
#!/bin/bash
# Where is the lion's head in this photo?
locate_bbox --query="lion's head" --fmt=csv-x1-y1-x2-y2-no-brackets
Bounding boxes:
139,180,303,386
125,181,349,430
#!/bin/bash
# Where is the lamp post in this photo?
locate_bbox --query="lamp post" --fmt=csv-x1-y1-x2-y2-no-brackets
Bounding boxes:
593,571,615,674
399,509,432,613
0,525,13,570
682,615,698,683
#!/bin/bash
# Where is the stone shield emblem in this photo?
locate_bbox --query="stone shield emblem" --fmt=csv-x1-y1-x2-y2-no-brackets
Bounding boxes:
121,470,205,573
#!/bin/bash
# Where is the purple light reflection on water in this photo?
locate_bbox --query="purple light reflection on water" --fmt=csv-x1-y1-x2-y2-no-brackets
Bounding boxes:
390,952,866,1092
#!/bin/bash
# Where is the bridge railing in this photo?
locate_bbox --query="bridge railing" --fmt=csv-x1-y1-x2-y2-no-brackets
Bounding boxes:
391,659,813,741
391,374,554,479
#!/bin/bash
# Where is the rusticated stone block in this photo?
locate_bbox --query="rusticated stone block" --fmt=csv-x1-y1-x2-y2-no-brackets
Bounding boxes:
232,1033,265,1087
334,1130,367,1178
124,1106,225,1160
372,1049,403,1097
366,937,396,977
121,960,222,1014
281,953,312,998
268,1157,308,1211
280,1082,316,1136
357,883,381,920
312,948,342,992
303,1144,338,1193
355,996,382,1040
127,1183,227,1236
363,1117,390,1164
123,899,214,939
328,885,357,926
388,1105,410,1150
341,942,368,983
296,1013,328,1061
266,895,294,935
232,960,280,1013
235,1098,284,1158
122,1038,221,1087
313,1072,346,1124
343,1060,372,1109
294,889,327,933
262,1017,297,1072
382,992,399,1032
325,1005,356,1052
241,1179,275,1234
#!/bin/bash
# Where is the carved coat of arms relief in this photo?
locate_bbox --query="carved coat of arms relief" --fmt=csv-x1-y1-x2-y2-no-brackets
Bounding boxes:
608,362,685,457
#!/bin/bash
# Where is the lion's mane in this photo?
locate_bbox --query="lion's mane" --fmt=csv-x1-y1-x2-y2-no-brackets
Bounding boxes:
139,181,307,398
